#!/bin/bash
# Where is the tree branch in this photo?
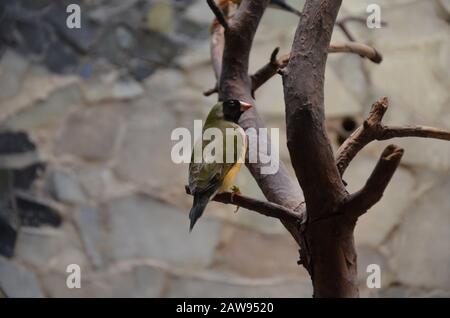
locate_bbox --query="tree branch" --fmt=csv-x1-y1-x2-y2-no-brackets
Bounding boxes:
336,97,450,176
250,42,382,95
250,47,290,94
343,145,404,218
207,0,229,31
185,186,304,223
329,42,382,63
283,0,346,217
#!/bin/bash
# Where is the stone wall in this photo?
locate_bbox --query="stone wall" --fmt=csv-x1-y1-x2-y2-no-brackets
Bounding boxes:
0,0,449,298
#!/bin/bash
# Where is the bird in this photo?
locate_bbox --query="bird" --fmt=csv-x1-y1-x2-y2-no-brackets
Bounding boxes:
188,100,253,231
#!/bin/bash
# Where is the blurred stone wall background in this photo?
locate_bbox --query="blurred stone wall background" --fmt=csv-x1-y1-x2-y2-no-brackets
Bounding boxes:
0,0,449,298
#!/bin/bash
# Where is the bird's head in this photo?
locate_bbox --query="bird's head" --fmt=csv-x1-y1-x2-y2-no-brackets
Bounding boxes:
222,99,253,123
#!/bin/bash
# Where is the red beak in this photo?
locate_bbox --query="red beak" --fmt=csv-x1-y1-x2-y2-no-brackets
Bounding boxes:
239,101,253,111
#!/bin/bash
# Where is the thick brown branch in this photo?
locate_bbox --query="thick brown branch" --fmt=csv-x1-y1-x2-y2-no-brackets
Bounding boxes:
185,186,304,223
336,97,450,176
343,145,404,218
283,0,346,216
207,0,229,31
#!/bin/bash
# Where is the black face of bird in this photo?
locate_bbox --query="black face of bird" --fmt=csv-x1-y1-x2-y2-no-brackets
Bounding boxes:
223,100,253,123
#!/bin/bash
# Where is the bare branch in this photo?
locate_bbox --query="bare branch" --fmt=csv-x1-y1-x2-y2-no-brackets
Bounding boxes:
343,145,404,218
329,42,383,63
250,42,381,95
207,0,229,31
251,47,290,93
185,186,303,223
336,97,450,176
336,97,388,176
380,126,450,141
203,84,218,96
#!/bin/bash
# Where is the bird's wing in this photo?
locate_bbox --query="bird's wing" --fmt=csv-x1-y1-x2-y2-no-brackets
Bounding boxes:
189,122,246,194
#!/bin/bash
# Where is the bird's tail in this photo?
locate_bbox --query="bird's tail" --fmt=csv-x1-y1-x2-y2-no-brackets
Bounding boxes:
189,191,214,232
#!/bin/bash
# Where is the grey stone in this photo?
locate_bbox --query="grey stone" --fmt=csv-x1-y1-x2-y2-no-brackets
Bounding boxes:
385,177,450,290
0,131,38,169
114,103,187,192
74,206,105,269
47,170,86,205
89,0,139,24
143,69,188,104
0,50,29,100
54,105,124,161
105,193,221,267
46,3,97,54
77,166,109,199
146,2,175,34
15,191,62,228
115,26,135,50
133,31,182,67
14,224,88,271
329,54,370,106
0,256,44,298
167,276,313,298
112,79,144,100
41,265,166,298
81,74,144,103
43,42,79,74
3,84,82,131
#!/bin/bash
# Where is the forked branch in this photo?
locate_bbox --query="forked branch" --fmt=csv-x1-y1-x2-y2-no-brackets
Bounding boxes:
336,97,450,176
250,42,382,94
343,144,404,218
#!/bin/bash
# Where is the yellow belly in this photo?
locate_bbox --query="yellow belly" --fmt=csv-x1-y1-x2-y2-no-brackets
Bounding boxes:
220,163,242,191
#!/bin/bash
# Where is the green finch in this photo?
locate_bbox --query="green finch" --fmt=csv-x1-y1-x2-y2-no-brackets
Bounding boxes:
188,100,253,231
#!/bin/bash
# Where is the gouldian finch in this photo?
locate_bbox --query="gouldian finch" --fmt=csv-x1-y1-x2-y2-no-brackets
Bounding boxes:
188,100,253,231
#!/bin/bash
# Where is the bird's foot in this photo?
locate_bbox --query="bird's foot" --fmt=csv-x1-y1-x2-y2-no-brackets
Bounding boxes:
230,185,241,213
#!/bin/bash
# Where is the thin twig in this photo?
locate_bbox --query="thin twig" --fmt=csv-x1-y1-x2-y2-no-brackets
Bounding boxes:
185,186,303,223
329,42,382,63
203,85,218,96
207,0,229,31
